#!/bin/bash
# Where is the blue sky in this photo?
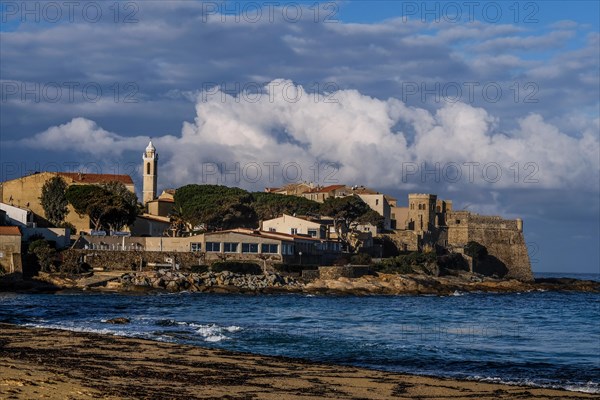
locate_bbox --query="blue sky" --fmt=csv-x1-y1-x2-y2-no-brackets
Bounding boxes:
0,1,598,273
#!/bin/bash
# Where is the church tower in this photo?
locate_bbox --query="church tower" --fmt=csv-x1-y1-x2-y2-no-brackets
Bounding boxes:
142,140,158,205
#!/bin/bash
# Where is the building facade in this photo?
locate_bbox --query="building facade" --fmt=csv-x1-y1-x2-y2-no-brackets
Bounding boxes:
73,228,343,268
261,214,330,239
0,226,22,273
0,171,135,233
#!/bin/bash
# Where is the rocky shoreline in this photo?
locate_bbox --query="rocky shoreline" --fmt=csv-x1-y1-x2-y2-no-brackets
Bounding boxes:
5,269,598,295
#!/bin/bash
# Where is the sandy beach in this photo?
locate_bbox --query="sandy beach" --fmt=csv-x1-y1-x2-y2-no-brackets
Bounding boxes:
0,323,596,399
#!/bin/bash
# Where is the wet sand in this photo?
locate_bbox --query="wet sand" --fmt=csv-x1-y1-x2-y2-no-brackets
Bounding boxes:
0,323,595,399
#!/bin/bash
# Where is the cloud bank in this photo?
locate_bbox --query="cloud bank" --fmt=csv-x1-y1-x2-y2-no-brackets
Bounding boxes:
19,80,599,193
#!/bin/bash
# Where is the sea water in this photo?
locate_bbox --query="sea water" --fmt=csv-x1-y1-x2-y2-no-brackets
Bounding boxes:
0,272,598,393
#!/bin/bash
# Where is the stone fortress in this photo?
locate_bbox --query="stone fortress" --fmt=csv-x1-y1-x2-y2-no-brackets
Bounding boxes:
396,193,532,281
268,187,533,281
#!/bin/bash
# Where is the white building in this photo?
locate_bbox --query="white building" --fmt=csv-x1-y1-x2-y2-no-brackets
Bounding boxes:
261,214,331,239
0,202,33,227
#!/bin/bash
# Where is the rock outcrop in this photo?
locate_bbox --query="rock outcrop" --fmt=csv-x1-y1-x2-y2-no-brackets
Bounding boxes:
118,270,302,293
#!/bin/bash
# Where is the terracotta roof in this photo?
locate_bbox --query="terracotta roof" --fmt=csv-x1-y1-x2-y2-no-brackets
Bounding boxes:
0,226,21,236
137,214,170,223
304,184,346,194
58,172,134,185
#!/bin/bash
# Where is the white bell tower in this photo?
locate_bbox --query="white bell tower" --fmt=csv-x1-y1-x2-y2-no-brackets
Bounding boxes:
143,140,158,205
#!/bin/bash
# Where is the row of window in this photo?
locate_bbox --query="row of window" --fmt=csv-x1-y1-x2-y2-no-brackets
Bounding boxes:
191,242,280,254
267,227,321,237
410,203,436,211
289,228,318,237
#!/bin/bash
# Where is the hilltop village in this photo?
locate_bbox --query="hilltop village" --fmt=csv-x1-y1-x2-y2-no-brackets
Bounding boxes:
0,141,535,291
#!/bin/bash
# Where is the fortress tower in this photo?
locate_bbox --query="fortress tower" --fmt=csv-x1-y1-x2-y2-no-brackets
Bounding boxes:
142,140,158,205
407,193,437,232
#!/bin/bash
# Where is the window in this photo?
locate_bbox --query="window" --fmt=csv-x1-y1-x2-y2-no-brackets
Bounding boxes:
307,229,317,237
242,243,258,253
146,163,151,175
190,243,202,252
290,228,298,235
268,227,276,232
282,243,294,255
455,220,461,224
206,242,220,252
224,242,238,253
261,243,278,254
375,199,379,206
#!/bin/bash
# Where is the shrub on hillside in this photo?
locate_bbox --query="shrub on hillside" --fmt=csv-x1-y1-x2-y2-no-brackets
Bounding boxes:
28,239,57,272
372,251,437,275
350,253,372,265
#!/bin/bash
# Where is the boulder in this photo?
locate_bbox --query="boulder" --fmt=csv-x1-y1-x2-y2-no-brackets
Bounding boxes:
105,317,130,324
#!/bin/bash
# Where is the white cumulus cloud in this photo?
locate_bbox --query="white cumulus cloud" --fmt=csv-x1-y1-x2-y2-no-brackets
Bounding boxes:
17,80,600,193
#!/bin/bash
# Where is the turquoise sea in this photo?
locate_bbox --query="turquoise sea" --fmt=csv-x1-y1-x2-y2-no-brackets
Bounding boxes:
0,272,598,393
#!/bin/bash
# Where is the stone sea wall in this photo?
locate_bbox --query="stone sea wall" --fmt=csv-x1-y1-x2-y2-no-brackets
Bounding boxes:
62,249,201,271
446,212,533,281
468,226,532,281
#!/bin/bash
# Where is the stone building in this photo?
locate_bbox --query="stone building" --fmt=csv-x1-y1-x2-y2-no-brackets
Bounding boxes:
130,214,171,237
265,182,314,196
146,189,175,217
382,192,531,281
0,171,135,233
354,192,391,231
301,184,349,202
445,211,532,281
261,214,331,239
0,226,22,273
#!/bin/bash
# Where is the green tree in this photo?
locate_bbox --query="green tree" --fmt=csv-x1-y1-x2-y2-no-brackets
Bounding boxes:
167,205,189,237
320,195,375,251
40,176,69,225
28,239,57,272
358,209,385,231
250,192,320,220
100,181,140,231
174,184,257,232
65,182,139,231
66,185,108,230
